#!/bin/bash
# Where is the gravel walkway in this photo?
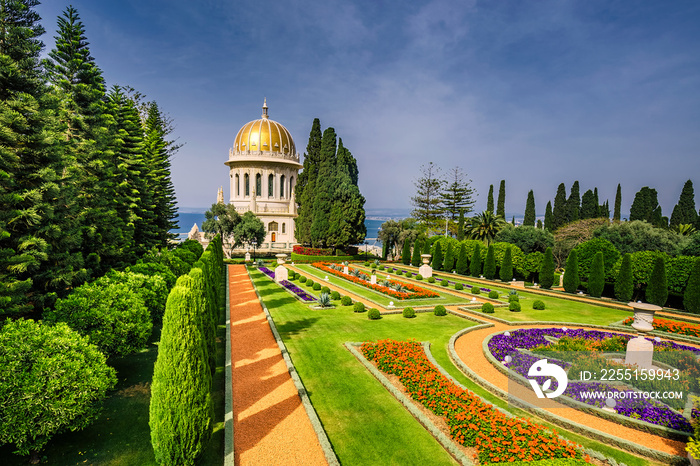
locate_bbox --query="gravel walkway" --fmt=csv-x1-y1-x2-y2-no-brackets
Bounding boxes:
228,265,327,466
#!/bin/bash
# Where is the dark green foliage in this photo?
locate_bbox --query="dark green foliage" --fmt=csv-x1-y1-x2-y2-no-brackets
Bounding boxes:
566,181,580,223
428,276,436,283
580,189,598,219
483,245,496,279
299,276,307,284
443,242,455,272
367,308,381,320
353,301,366,313
321,286,330,294
544,201,553,231
508,293,519,303
495,225,554,254
524,251,544,282
94,270,169,323
670,180,697,227
434,305,447,316
487,185,494,214
563,250,580,293
0,319,116,456
327,138,367,248
402,307,416,318
488,290,499,299
509,301,522,312
331,291,341,300
471,286,481,294
141,248,191,277
466,211,507,245
524,190,536,226
202,203,241,255
482,303,495,313
234,211,266,249
310,127,338,247
382,240,388,260
441,167,476,220
552,183,568,230
441,279,449,287
411,238,422,266
457,210,465,241
127,262,177,289
588,252,605,298
149,282,212,465
645,256,668,306
614,184,622,221
456,243,468,275
313,282,322,291
683,259,700,313
402,238,411,265
295,119,322,244
470,243,482,277
629,186,660,223
532,300,545,310
416,274,423,280
173,248,198,266
499,246,513,282
185,269,217,375
496,180,506,218
593,220,683,256
340,295,352,306
455,283,464,290
571,238,620,283
411,162,445,229
178,240,204,261
44,282,152,358
432,241,444,271
681,232,700,256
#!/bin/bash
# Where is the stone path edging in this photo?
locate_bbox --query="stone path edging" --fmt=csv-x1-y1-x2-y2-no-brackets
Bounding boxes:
247,267,340,466
224,266,234,466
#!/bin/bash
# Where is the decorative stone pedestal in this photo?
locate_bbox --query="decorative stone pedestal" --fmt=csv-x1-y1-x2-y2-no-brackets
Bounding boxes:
370,275,377,285
343,266,349,275
418,254,433,278
274,254,288,283
624,302,660,369
245,252,251,262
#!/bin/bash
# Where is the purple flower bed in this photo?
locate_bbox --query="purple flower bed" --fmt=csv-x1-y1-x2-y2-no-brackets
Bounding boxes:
258,266,316,302
489,328,698,432
258,266,275,279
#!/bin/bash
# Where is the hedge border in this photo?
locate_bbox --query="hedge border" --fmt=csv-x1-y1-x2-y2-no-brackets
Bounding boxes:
224,266,234,466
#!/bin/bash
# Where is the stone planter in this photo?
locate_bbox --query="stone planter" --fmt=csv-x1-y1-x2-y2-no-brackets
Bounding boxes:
624,302,661,369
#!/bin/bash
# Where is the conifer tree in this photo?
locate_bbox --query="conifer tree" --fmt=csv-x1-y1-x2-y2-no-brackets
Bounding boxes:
295,118,321,245
443,242,455,273
646,256,668,307
486,185,494,214
499,246,513,282
615,253,634,302
456,243,468,275
629,187,660,223
552,183,568,229
580,189,597,219
524,190,536,226
457,209,465,241
544,201,553,231
496,180,506,218
540,247,555,289
563,250,579,293
411,238,422,267
566,181,580,223
684,259,700,313
411,162,444,228
670,180,697,227
537,219,543,229
327,138,366,247
440,167,475,220
588,251,605,298
614,184,622,222
483,245,496,279
381,240,388,260
401,238,411,265
432,241,444,271
310,127,337,247
470,243,481,277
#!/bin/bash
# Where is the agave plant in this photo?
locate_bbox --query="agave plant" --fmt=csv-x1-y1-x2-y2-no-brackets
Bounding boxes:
256,259,265,267
393,283,406,293
374,259,380,266
318,292,332,307
381,280,391,287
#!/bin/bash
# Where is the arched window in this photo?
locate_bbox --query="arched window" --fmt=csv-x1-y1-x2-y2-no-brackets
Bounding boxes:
268,221,278,232
255,174,262,197
235,174,240,197
244,173,250,196
280,175,285,198
268,174,274,198
282,223,286,233
290,176,295,194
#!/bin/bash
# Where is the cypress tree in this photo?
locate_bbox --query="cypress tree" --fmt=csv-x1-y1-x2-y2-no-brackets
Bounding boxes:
483,245,496,279
613,184,622,221
496,180,506,218
580,189,597,219
615,253,634,302
683,259,700,313
645,256,668,307
443,242,455,273
456,243,468,275
188,267,216,374
381,240,388,260
470,243,481,277
401,238,411,265
588,251,605,298
327,138,366,248
432,241,444,271
537,219,543,229
411,238,422,267
566,181,580,223
629,186,659,223
499,246,513,282
540,247,555,289
295,118,322,244
310,127,338,247
552,183,568,229
457,209,465,241
670,180,697,227
563,250,580,293
544,201,553,231
487,184,494,214
600,200,610,219
523,190,536,226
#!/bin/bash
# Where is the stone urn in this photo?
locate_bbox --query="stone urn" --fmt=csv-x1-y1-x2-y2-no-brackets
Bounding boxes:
274,254,288,283
624,302,661,369
419,254,433,278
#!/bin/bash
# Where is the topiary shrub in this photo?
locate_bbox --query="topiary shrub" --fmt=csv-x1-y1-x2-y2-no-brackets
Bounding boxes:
508,293,519,303
428,276,436,283
331,291,341,300
353,301,366,313
0,319,117,457
646,256,668,307
532,300,545,310
364,261,370,267
482,303,495,313
441,279,449,287
299,276,307,284
367,308,381,320
434,305,447,316
321,286,330,294
416,274,423,280
313,282,322,291
402,307,416,318
307,280,315,288
539,247,555,289
563,250,580,293
455,283,463,290
587,251,605,298
614,253,633,302
509,301,522,312
379,265,385,270
488,290,499,299
341,295,353,306
684,259,700,313
471,285,481,294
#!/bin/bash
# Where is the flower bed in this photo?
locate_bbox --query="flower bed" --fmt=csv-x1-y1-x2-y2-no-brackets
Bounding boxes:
313,263,439,300
488,328,698,432
623,316,700,339
293,245,333,256
361,339,587,464
258,266,316,302
383,266,493,293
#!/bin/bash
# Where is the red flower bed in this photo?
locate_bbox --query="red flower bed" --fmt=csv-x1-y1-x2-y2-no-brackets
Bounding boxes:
293,245,333,256
313,262,439,300
361,340,588,464
623,316,700,338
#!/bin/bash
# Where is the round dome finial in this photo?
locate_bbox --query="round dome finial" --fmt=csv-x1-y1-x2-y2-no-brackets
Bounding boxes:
262,98,268,119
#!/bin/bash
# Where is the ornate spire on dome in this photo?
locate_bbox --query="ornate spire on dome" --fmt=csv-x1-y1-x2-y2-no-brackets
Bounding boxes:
262,98,268,119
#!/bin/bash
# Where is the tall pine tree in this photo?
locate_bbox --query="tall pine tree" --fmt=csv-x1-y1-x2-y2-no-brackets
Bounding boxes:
523,190,536,226
496,180,506,218
486,184,494,214
580,189,597,219
310,127,337,247
295,118,321,245
544,201,553,231
327,138,366,248
613,183,622,221
552,183,568,230
670,180,697,227
440,167,475,220
566,181,580,223
411,162,444,228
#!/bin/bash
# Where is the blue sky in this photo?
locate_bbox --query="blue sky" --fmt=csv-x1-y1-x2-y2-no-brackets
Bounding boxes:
35,0,700,218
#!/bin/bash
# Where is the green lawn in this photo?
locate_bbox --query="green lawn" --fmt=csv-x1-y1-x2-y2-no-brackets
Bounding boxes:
251,268,656,466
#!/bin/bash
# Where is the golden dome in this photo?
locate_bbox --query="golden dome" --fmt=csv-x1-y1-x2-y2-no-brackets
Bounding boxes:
233,99,296,156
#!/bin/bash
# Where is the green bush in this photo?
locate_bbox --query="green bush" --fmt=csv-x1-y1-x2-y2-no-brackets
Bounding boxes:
428,276,436,283
571,238,620,283
483,245,496,279
94,270,169,323
177,239,205,261
367,308,381,320
0,319,117,456
307,280,315,288
508,294,519,303
563,250,580,293
499,246,513,282
173,247,198,266
127,262,177,289
141,248,191,277
539,247,555,289
434,305,447,316
615,253,634,302
532,300,545,310
416,274,423,280
341,295,353,306
646,256,668,306
321,286,330,294
313,282,322,291
471,285,481,294
299,276,307,284
364,261,370,267
488,290,499,299
587,251,605,298
353,301,366,313
379,265,385,270
482,303,495,313
438,279,447,287
402,307,416,318
455,283,463,290
509,301,522,312
45,282,152,358
684,259,700,313
432,241,444,271
331,291,341,300
470,243,482,277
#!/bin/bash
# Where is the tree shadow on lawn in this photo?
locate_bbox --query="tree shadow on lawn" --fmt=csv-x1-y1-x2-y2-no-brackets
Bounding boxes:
275,317,321,336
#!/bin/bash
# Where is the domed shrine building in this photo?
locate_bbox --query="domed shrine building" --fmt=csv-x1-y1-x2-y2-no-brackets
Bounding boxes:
224,100,301,252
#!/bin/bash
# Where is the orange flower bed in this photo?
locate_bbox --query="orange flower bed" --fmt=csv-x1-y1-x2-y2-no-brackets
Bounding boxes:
623,316,700,338
361,340,588,464
313,262,439,300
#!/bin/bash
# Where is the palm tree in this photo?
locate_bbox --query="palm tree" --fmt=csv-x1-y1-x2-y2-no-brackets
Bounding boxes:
466,211,507,245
